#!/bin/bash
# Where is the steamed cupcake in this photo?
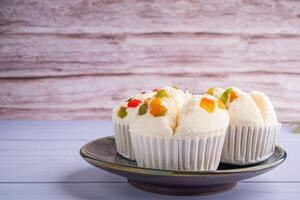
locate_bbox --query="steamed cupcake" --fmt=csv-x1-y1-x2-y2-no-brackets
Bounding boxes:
175,94,229,170
112,91,155,160
220,87,281,165
130,92,229,171
129,87,191,169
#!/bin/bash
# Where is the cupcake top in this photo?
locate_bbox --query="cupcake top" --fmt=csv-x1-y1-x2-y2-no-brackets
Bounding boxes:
112,91,155,125
175,94,229,137
250,91,278,126
220,87,278,127
129,87,191,138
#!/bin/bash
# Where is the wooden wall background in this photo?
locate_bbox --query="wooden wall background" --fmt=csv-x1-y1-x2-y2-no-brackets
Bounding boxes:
0,0,300,121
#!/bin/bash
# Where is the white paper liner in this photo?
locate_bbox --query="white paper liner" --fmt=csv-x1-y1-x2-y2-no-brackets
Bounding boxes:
221,123,281,165
113,121,135,160
131,130,226,171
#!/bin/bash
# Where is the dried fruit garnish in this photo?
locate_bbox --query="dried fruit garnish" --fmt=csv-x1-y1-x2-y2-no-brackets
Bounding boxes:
117,106,128,118
127,99,142,108
138,103,148,115
218,99,226,109
200,97,215,113
221,88,238,104
207,87,215,96
149,98,167,117
155,89,168,98
229,91,238,102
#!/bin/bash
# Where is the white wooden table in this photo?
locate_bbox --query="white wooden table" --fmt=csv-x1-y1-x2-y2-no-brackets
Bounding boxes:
1,120,299,199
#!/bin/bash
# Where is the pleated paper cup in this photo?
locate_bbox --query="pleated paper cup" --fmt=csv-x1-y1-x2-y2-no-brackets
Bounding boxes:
131,135,179,170
221,123,281,165
177,131,226,171
131,129,226,171
113,121,135,160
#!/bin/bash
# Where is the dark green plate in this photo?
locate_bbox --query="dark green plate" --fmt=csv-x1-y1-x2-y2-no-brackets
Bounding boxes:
80,136,286,196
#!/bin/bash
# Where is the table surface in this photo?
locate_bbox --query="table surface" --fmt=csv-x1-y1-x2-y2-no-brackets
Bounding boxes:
0,120,300,200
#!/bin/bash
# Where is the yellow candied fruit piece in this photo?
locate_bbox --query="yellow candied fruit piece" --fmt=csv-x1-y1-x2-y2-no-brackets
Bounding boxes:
207,88,215,96
200,97,215,113
149,98,167,117
218,99,226,109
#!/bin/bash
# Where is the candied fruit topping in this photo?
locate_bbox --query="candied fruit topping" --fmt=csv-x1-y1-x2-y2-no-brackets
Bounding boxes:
221,88,238,104
207,87,215,96
229,91,238,102
172,85,179,90
138,103,148,115
117,106,128,118
152,88,159,92
144,97,151,104
149,98,167,117
200,97,215,113
218,99,226,109
140,91,146,94
155,89,168,98
127,99,142,108
221,88,232,104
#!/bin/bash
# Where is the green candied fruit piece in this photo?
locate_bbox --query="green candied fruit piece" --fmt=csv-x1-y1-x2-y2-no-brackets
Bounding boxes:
117,106,128,119
138,103,148,115
221,88,232,104
155,89,168,98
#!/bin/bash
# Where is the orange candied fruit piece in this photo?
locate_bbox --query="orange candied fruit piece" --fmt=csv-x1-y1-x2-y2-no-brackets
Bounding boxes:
149,98,167,117
200,97,215,113
207,88,215,96
218,99,226,109
229,91,238,102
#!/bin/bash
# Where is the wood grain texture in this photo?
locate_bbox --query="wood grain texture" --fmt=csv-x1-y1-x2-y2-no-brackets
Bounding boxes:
0,120,300,199
0,0,300,120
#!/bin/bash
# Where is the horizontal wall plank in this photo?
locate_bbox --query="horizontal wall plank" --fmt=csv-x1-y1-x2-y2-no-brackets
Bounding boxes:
1,0,300,34
0,73,299,121
1,33,300,78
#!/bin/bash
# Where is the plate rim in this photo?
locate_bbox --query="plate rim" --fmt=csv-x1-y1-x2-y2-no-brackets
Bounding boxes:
80,136,287,177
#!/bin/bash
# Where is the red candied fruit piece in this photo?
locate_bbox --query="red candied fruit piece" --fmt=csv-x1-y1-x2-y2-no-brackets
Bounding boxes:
127,99,142,108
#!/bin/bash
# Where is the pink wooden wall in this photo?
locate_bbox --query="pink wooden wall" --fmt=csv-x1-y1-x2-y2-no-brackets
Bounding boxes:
0,0,300,121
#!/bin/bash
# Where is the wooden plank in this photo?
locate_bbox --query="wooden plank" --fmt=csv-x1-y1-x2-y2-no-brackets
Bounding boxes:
0,73,299,121
0,182,299,200
1,32,300,78
0,120,112,140
1,0,300,34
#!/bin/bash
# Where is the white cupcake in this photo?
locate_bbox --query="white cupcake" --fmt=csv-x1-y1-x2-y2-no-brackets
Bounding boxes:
130,91,229,171
220,87,281,165
112,91,154,160
175,94,229,171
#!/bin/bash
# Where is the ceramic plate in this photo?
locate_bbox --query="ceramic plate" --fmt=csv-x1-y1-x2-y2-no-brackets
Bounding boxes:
80,136,286,196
